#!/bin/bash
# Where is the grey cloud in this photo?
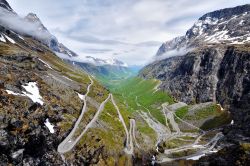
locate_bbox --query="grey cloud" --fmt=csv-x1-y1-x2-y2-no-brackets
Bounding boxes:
0,8,52,42
135,41,162,47
67,34,128,45
81,48,113,54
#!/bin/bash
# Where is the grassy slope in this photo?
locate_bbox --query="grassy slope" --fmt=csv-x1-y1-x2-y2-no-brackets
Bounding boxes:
110,77,174,125
175,104,231,130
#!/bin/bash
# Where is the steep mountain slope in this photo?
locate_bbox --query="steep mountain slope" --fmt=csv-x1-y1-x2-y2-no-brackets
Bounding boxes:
140,5,250,108
0,2,77,57
140,4,250,165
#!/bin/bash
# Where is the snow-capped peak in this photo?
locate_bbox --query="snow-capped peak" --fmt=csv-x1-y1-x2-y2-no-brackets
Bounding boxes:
156,4,250,57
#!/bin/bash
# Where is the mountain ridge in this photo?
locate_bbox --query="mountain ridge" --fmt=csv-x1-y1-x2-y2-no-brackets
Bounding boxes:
156,4,250,57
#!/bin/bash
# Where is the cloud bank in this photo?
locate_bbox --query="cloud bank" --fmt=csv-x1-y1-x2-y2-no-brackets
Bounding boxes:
0,8,53,44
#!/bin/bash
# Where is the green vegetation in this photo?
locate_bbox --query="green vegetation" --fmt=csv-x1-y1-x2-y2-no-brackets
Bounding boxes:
164,138,193,149
175,106,189,119
136,121,156,137
111,77,174,124
188,104,220,120
175,103,231,131
241,143,250,152
200,112,231,130
171,149,197,158
99,101,126,133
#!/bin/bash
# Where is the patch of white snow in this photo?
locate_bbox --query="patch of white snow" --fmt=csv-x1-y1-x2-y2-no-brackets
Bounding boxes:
22,82,44,105
77,92,85,101
44,118,55,133
187,154,205,160
6,90,25,96
4,35,15,44
0,34,6,42
18,35,24,40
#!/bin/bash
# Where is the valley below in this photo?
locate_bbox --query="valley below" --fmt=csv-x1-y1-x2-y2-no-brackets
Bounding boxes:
0,1,250,166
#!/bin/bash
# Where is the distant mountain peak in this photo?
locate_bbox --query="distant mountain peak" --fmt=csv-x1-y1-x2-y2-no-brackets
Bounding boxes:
25,13,42,24
24,13,49,33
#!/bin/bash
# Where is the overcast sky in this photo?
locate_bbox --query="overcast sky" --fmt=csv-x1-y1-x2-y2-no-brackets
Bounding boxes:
8,0,249,65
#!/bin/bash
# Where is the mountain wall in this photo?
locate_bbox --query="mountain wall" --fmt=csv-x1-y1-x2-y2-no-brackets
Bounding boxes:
139,4,250,165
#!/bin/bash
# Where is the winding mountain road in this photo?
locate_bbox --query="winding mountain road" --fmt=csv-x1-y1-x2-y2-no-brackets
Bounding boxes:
58,77,136,155
111,94,134,154
131,119,140,149
58,93,111,153
58,75,93,154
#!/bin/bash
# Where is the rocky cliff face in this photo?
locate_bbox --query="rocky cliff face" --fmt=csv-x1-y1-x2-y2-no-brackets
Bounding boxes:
140,45,250,110
141,4,250,110
140,4,250,165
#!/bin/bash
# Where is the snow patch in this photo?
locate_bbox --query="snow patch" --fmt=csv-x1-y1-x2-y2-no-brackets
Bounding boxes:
11,149,24,159
77,92,85,101
0,34,6,42
187,154,205,160
4,35,15,44
242,12,248,16
18,35,24,40
44,118,55,133
22,82,44,105
6,90,25,96
239,20,244,25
